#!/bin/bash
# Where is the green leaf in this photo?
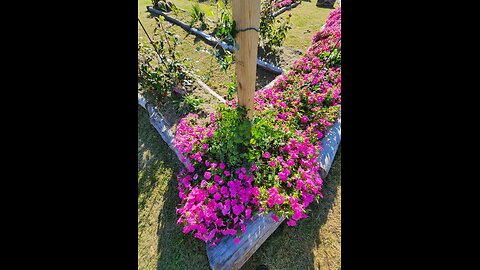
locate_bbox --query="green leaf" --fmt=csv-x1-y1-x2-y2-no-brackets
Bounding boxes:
203,5,214,17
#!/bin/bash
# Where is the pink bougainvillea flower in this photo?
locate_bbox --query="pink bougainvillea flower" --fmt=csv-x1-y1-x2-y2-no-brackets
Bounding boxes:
267,197,275,208
233,238,240,243
286,159,295,167
301,116,310,123
183,226,192,234
220,186,229,197
275,194,285,205
271,215,280,222
245,208,252,219
208,185,217,194
286,220,297,226
224,170,231,177
214,175,222,183
269,160,277,167
292,211,303,221
219,163,226,169
232,204,245,216
204,171,212,180
203,144,209,150
264,152,271,158
278,168,291,181
211,162,218,169
225,228,237,236
251,163,258,171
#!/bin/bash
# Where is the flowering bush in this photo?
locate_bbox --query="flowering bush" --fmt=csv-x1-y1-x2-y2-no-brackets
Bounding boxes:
174,7,341,245
138,17,193,104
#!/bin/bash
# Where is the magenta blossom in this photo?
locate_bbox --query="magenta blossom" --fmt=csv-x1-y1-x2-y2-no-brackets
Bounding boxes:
286,220,297,226
271,215,280,222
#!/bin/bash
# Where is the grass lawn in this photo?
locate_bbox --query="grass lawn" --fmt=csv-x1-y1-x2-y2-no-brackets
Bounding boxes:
138,106,341,269
138,0,337,95
278,1,340,51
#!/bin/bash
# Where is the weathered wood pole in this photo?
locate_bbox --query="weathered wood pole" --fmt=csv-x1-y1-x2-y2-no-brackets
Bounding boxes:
232,0,261,118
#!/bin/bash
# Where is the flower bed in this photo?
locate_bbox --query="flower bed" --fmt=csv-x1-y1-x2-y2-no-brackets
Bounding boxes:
173,7,341,246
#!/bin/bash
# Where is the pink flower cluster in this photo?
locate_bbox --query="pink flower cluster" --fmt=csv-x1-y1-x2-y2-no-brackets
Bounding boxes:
174,113,218,164
173,7,341,244
273,0,295,8
175,157,260,245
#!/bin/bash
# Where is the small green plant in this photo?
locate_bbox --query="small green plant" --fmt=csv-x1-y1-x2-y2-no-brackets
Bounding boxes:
190,3,206,27
260,0,292,54
214,48,234,72
172,94,204,113
208,105,252,167
138,16,193,103
151,0,176,12
184,95,204,111
227,76,236,100
214,1,236,44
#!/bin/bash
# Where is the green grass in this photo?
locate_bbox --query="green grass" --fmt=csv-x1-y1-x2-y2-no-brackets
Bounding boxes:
278,1,337,51
138,107,211,270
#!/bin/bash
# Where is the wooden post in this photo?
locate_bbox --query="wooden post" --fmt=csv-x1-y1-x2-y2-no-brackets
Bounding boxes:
232,0,260,118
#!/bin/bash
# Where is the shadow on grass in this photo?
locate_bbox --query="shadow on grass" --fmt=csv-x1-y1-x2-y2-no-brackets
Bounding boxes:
154,165,211,269
138,107,182,229
137,107,211,269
